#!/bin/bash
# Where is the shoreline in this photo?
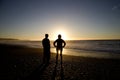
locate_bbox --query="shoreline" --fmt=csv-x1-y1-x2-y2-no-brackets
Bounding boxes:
51,48,120,59
0,40,120,59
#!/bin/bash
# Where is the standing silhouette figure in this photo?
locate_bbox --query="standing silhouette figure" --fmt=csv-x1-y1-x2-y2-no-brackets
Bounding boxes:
42,34,50,64
53,34,66,63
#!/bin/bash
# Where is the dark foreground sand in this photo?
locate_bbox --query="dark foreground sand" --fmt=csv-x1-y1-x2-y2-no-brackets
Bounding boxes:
0,43,120,80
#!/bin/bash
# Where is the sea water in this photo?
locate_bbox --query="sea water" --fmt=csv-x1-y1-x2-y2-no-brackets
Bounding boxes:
0,40,120,59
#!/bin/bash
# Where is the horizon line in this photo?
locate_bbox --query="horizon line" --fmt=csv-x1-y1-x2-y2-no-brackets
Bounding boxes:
0,37,120,41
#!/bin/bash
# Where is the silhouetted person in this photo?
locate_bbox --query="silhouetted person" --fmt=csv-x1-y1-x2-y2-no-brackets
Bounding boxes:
53,34,66,63
42,34,50,64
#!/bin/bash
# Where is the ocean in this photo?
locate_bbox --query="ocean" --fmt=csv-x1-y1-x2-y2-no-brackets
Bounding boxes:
0,40,120,59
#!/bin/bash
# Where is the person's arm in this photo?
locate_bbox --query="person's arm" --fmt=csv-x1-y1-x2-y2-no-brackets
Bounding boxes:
63,40,66,48
48,39,50,48
53,40,57,47
42,39,44,47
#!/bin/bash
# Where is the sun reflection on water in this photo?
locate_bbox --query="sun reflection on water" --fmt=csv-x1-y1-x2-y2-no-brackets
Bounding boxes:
51,48,120,59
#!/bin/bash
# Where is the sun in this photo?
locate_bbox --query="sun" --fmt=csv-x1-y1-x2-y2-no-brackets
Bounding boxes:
54,30,67,40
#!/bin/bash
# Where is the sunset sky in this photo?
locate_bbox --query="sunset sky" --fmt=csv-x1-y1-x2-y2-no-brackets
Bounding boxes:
0,0,120,40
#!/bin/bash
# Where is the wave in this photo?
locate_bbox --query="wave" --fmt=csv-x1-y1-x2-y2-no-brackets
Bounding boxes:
65,40,120,53
65,47,120,54
0,40,120,54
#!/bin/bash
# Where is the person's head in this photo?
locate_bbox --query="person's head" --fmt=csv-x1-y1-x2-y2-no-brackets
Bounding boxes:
45,34,49,38
58,34,61,39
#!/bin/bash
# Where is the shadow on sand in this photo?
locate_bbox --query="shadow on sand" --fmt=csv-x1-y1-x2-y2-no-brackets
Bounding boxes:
52,59,64,80
23,62,49,80
22,54,64,80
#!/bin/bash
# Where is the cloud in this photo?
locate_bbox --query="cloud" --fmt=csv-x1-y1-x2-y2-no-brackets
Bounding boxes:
112,4,120,10
112,6,118,10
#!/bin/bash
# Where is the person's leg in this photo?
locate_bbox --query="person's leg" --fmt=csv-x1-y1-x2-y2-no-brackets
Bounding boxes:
48,50,50,63
46,52,50,64
60,48,63,64
43,49,46,63
46,49,50,64
56,48,58,63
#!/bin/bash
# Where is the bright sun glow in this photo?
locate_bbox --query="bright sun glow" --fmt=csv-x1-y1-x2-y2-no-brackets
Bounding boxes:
54,30,67,40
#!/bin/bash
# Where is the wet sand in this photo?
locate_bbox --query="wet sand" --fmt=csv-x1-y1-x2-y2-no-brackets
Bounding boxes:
0,43,120,80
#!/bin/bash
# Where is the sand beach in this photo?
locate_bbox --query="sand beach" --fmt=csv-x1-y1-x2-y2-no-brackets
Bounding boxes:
0,43,120,80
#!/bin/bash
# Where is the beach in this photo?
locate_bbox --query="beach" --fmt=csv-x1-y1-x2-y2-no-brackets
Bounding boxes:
0,43,120,80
